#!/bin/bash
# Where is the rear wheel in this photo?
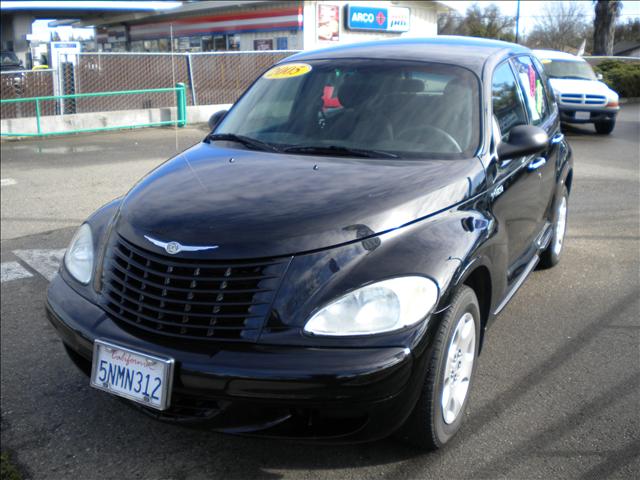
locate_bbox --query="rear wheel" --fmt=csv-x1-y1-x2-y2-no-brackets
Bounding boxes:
540,185,569,269
398,286,480,450
595,119,615,134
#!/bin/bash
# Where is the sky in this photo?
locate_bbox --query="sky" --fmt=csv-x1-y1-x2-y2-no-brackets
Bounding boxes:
440,0,640,36
31,21,94,41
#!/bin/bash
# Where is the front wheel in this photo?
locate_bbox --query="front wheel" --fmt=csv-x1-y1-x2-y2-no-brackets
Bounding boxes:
595,119,615,135
397,285,480,450
540,185,569,269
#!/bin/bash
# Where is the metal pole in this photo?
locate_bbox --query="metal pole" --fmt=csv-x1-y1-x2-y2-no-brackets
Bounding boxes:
515,0,521,44
186,53,197,105
58,54,66,115
35,98,42,135
50,68,57,114
176,82,187,127
73,53,80,112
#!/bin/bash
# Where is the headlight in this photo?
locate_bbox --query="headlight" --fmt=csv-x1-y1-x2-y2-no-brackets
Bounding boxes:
304,276,438,336
64,224,94,284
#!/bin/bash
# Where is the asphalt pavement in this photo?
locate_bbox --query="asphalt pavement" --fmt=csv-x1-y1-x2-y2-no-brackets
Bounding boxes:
1,106,639,480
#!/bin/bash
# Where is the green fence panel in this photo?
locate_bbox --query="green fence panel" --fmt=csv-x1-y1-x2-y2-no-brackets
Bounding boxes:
176,82,186,128
1,86,188,137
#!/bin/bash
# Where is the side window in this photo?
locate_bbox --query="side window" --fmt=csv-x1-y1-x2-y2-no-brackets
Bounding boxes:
531,56,557,114
492,62,528,140
511,56,550,125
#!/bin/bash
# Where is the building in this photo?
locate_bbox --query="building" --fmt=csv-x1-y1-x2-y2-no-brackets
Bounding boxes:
1,1,182,66
86,1,450,53
613,41,640,58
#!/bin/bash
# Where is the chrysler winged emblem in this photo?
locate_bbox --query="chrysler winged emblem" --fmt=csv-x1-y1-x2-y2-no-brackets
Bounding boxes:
144,235,218,255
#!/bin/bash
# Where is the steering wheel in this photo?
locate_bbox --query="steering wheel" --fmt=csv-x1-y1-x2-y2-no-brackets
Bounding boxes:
397,125,462,153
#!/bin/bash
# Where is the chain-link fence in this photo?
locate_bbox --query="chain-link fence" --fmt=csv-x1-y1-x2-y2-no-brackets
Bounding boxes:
69,53,192,114
0,51,298,121
189,51,295,105
0,69,56,119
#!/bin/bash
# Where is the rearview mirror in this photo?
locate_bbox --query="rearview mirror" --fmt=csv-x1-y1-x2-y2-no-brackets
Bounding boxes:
208,109,227,131
497,125,548,160
596,72,603,81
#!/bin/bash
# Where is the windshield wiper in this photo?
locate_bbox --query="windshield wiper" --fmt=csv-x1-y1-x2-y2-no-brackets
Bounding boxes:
205,133,281,153
283,144,399,159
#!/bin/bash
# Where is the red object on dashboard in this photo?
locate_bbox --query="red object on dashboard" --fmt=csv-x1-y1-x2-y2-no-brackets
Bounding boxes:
322,85,342,109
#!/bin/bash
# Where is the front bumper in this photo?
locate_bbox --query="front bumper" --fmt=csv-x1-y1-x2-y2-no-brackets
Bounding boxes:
559,106,618,124
46,274,428,442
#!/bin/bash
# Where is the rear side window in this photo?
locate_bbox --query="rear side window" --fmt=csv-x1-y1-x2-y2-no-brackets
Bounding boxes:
511,56,550,126
492,62,528,139
531,56,557,113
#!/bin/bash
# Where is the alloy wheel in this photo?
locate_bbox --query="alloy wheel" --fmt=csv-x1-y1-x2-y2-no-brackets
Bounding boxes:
553,195,568,256
441,312,476,424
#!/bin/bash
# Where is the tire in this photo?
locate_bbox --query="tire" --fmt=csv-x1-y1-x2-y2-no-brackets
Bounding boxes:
594,119,615,135
397,285,480,450
540,185,569,269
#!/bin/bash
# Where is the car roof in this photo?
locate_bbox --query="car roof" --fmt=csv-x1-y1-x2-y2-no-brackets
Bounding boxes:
285,36,531,74
532,49,585,62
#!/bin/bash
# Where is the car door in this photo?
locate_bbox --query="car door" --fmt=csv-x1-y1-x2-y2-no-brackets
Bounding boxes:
489,60,543,285
511,55,563,228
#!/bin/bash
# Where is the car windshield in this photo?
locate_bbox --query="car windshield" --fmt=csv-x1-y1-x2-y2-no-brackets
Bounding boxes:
539,59,596,81
1,52,20,66
215,59,480,159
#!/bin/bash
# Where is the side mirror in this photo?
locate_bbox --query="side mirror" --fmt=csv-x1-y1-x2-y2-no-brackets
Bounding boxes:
596,72,603,81
497,125,548,160
208,109,227,131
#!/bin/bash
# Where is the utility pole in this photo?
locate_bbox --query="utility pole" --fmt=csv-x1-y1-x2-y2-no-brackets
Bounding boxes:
515,0,521,43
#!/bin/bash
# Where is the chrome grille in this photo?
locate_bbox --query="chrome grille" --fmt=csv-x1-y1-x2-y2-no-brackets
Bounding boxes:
559,93,607,106
101,235,289,342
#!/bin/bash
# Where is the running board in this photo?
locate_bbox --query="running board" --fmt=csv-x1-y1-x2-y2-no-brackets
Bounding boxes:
494,254,540,315
535,221,553,250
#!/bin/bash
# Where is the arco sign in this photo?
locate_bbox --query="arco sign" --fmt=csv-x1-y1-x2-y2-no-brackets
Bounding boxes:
346,5,410,32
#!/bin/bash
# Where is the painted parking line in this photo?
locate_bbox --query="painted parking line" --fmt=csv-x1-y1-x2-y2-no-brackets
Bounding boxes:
12,249,66,282
1,178,17,187
0,261,33,283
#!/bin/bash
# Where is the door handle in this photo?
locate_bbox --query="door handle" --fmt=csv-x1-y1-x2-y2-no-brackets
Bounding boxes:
550,133,564,145
528,157,546,171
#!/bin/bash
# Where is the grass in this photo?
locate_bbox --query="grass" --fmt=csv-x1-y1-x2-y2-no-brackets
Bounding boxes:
0,452,22,480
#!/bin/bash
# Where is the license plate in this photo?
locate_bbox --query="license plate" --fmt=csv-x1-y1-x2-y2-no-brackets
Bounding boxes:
90,339,174,410
575,111,591,120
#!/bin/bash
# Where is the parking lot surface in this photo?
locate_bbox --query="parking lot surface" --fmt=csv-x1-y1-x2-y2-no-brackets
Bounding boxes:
1,106,639,479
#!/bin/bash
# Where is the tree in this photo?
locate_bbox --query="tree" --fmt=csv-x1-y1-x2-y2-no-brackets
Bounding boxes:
593,0,622,55
438,3,515,42
437,11,463,36
524,1,589,52
614,18,640,44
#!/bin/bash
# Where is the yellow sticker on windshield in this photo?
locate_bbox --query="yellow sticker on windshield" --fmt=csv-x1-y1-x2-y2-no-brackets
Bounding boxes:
264,63,312,79
541,59,552,64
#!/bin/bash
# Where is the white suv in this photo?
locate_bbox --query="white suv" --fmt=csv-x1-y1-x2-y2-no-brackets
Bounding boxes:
533,49,619,134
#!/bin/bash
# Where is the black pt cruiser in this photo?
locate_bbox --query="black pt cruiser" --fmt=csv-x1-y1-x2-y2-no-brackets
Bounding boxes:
47,36,573,449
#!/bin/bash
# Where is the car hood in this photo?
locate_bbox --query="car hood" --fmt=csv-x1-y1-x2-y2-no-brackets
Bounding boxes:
115,142,483,259
548,78,617,98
